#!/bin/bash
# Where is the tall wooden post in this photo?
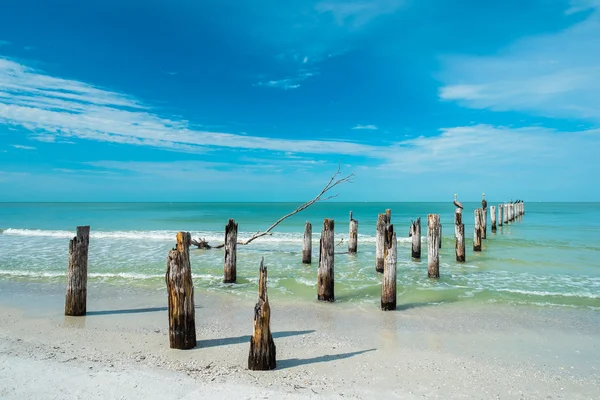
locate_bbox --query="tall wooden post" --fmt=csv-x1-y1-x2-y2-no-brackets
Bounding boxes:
376,213,390,273
302,221,312,264
166,232,196,350
481,208,487,239
348,211,358,254
224,219,238,283
490,205,497,232
317,219,335,302
498,205,503,227
65,225,90,316
473,209,482,251
248,258,276,371
381,225,397,311
522,202,525,215
427,214,440,278
409,217,421,259
503,203,508,224
454,210,465,262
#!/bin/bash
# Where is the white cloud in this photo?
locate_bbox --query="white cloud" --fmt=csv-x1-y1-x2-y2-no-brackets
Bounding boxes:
11,144,36,150
352,124,378,130
439,6,600,122
255,71,315,90
0,57,377,156
315,0,403,28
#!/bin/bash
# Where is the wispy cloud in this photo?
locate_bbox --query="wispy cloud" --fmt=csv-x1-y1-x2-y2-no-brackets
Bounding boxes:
255,71,315,90
352,124,378,130
439,5,600,122
566,0,600,14
315,0,403,28
11,144,36,150
0,57,380,156
0,40,10,47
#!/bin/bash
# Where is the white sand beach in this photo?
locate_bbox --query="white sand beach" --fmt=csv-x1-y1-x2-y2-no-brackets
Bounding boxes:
0,281,598,399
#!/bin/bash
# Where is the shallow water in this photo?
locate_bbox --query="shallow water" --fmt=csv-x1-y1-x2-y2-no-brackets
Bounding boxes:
0,202,599,310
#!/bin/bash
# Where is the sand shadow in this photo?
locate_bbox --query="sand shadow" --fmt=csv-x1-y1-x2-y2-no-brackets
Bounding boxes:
196,330,315,349
396,299,458,311
86,307,168,316
277,348,376,370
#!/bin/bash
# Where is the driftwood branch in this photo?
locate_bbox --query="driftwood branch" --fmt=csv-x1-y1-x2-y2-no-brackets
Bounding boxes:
193,164,354,249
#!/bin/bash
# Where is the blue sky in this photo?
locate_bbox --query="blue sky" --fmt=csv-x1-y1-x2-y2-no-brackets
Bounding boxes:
0,0,599,201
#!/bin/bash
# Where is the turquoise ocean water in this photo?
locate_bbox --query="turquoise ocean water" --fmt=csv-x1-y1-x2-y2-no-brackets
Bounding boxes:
0,202,598,310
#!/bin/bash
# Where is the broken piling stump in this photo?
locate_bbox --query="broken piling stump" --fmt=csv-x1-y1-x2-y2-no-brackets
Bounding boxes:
248,258,276,371
381,225,397,311
454,210,465,262
427,214,440,278
302,221,312,264
317,218,335,302
224,219,238,283
348,211,358,254
65,225,90,316
166,232,196,350
409,217,421,259
376,212,390,273
474,209,482,252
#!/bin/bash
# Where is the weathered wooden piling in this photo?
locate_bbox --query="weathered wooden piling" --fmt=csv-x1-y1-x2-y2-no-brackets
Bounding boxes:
166,231,196,349
317,218,335,302
381,225,397,311
439,223,443,248
490,205,497,232
498,204,503,227
473,209,482,251
376,212,390,273
248,258,276,371
65,225,90,316
302,221,312,264
409,217,421,259
427,214,440,278
503,203,509,224
348,211,358,254
481,207,487,239
224,219,238,283
454,210,465,262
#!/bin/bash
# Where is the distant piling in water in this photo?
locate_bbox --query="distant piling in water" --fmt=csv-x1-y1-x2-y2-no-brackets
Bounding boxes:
473,209,482,251
503,203,509,225
166,231,196,349
490,205,497,232
317,218,335,302
302,222,312,264
348,211,358,254
381,225,397,311
409,217,421,259
427,214,440,278
65,225,90,316
454,209,465,262
481,207,487,239
224,219,238,283
498,204,503,227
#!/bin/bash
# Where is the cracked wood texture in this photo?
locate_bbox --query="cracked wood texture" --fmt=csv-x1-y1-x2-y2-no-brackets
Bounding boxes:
302,221,312,264
248,258,276,370
348,211,358,254
381,225,397,311
455,209,465,262
409,217,421,259
473,209,482,252
375,211,391,273
427,214,440,278
224,219,238,283
317,218,335,302
65,226,90,316
166,232,196,350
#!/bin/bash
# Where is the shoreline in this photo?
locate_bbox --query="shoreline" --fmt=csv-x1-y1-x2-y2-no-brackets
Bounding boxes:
1,280,599,399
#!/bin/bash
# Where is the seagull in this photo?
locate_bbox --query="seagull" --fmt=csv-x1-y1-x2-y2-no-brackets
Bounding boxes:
453,194,463,209
481,193,487,209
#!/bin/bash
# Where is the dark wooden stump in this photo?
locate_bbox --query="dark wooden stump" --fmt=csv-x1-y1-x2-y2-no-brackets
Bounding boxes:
409,217,421,259
381,225,397,311
317,218,335,302
224,219,238,283
427,214,440,278
376,212,390,273
474,209,482,251
348,211,358,254
248,258,276,371
302,221,312,264
166,232,196,350
65,226,90,316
